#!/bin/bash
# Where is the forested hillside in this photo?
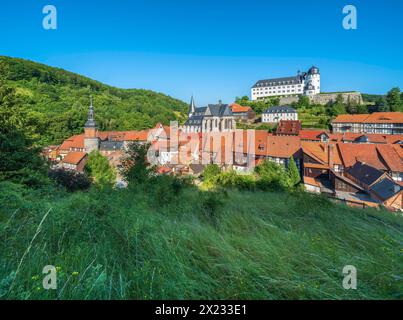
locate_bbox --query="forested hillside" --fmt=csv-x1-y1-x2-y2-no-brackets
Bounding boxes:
0,56,188,146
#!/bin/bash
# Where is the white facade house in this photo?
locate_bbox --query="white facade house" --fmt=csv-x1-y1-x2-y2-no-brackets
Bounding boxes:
262,106,298,123
251,66,320,101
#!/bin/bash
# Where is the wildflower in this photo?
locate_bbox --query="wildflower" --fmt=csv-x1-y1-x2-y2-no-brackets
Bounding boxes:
31,275,39,281
56,266,62,272
72,271,79,276
36,286,41,291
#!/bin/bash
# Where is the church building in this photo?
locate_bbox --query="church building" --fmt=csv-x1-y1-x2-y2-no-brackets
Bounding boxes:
183,97,236,133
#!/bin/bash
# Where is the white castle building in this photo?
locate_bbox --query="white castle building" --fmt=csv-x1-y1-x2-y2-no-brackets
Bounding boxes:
251,66,320,101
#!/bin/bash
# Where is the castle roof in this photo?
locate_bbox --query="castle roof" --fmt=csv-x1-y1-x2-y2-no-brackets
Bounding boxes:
252,75,303,88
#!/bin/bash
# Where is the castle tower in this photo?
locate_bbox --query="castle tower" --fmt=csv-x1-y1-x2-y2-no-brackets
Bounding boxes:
84,97,100,152
304,66,320,96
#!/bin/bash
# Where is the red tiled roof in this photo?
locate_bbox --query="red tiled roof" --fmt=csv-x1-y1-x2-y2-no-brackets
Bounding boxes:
59,135,85,151
337,143,403,172
304,176,321,187
157,166,172,174
230,103,252,113
302,142,328,164
265,135,301,158
299,130,328,141
392,144,403,158
301,142,343,166
276,120,302,135
62,151,87,165
365,112,403,123
337,143,385,169
376,144,403,172
59,129,150,152
332,112,403,124
332,114,370,123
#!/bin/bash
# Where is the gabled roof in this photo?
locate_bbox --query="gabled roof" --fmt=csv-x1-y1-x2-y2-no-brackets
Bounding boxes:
332,112,403,124
230,103,252,113
265,135,301,158
206,104,233,117
252,75,303,88
376,144,403,172
302,142,328,164
299,130,328,141
365,112,403,123
331,114,371,123
276,120,301,135
59,135,85,151
336,142,403,172
347,162,385,186
370,178,402,201
62,152,87,165
263,106,297,114
100,140,124,151
337,143,387,170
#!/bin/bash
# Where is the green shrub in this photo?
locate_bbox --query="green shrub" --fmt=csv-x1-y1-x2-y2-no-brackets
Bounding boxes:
48,168,91,192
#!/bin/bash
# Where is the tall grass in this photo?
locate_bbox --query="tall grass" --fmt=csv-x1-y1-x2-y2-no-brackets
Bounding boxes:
0,181,401,299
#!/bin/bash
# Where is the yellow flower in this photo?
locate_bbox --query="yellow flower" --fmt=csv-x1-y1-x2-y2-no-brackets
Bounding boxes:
72,271,79,276
56,266,62,272
31,275,39,281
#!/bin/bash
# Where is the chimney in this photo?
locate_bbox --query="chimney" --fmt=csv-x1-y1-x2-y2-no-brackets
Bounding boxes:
328,144,334,171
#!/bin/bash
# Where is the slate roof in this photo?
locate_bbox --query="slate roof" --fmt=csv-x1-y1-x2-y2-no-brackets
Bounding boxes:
263,106,297,114
370,178,401,201
347,162,385,186
185,103,233,126
252,76,303,88
100,140,124,151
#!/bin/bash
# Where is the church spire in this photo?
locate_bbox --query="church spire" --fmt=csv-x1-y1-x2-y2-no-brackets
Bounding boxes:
188,95,196,115
85,96,97,128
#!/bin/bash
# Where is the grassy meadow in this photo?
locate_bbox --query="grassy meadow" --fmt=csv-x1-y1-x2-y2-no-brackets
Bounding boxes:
0,181,402,300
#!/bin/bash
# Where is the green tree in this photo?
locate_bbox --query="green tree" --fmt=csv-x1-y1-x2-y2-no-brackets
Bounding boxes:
254,160,291,190
202,164,221,184
296,95,310,109
330,94,346,116
374,96,389,112
386,87,402,112
287,157,300,186
85,151,116,187
356,104,368,114
0,62,47,187
118,141,155,185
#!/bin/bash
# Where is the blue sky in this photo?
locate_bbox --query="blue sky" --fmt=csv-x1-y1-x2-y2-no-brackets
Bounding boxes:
1,0,402,105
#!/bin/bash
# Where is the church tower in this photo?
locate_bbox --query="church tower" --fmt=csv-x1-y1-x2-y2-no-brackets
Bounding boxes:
188,95,196,117
84,97,100,152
